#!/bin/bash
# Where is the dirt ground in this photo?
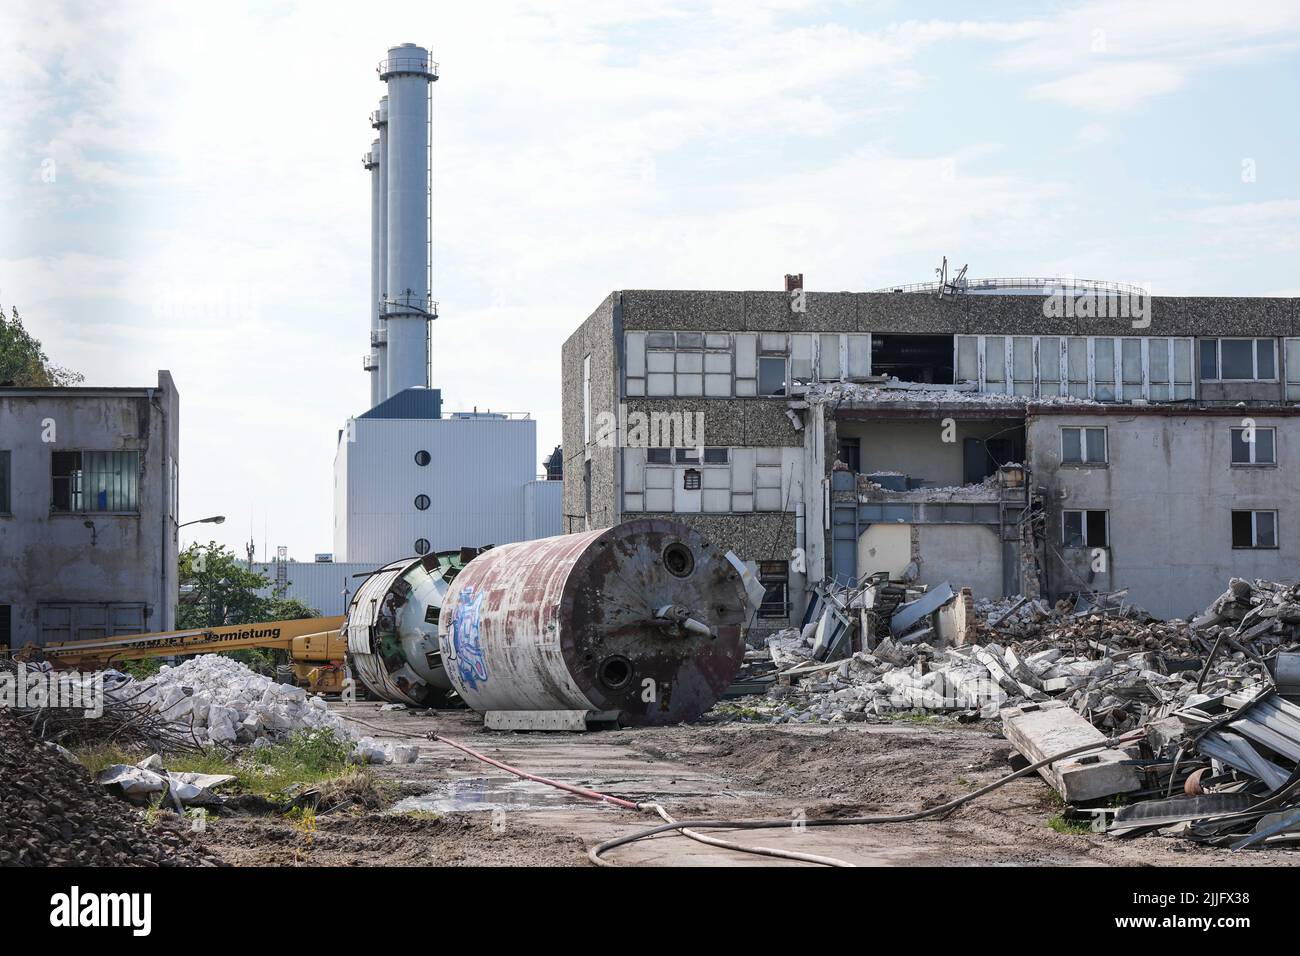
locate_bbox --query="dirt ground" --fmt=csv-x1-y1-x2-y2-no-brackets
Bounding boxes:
194,704,1300,867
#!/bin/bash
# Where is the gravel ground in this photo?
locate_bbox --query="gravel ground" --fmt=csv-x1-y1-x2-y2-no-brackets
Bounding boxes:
0,712,222,867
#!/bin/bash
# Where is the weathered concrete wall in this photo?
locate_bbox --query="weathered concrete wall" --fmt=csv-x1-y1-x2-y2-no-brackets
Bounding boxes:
0,372,179,647
915,524,1005,598
616,290,1300,336
1027,409,1300,618
839,418,1023,488
857,524,910,578
561,293,619,532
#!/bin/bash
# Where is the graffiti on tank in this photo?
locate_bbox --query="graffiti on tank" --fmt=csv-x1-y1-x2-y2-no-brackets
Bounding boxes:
451,586,489,689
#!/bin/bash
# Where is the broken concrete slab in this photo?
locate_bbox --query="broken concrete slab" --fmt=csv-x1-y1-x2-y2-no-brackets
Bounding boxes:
1001,701,1140,802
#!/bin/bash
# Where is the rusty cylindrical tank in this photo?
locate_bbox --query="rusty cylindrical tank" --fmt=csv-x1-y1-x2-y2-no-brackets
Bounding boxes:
345,551,471,707
437,520,747,726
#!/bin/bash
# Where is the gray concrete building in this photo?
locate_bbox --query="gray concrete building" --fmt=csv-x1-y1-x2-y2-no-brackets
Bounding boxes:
562,281,1300,628
0,371,180,648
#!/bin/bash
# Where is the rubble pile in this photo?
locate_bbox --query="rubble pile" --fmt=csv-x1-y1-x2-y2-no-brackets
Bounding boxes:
726,574,1300,847
0,711,221,866
119,655,357,748
735,581,1278,732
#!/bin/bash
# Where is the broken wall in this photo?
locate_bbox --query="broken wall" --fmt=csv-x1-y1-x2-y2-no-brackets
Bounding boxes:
1028,409,1300,618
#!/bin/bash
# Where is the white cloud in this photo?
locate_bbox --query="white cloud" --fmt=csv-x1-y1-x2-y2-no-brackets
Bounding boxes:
3,0,1297,559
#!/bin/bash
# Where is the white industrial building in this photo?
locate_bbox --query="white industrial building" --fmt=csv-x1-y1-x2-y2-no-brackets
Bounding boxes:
331,44,560,565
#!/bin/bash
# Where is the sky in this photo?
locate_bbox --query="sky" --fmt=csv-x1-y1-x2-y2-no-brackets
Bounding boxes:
2,0,1298,560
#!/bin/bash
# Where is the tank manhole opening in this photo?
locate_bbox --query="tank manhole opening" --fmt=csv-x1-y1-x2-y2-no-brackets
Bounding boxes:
662,543,695,578
598,656,633,689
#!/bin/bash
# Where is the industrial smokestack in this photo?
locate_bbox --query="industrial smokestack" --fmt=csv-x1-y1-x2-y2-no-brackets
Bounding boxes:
363,136,383,408
379,44,437,399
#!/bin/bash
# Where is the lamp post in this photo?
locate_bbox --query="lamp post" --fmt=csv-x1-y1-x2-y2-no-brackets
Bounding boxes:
178,515,226,529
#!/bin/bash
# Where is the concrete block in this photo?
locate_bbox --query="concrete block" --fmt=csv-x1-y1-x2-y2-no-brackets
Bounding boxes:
1000,701,1140,802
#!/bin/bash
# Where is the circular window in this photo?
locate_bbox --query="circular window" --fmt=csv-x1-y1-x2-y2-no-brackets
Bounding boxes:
413,538,430,555
662,543,695,578
414,494,430,511
414,450,431,466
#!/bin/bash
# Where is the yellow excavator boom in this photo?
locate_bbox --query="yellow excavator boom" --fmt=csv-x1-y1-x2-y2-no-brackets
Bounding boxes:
19,616,349,694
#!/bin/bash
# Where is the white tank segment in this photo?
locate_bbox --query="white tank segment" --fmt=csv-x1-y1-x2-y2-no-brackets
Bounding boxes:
379,44,438,400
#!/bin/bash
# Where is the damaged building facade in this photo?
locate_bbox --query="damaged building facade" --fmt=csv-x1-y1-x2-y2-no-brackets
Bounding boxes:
562,282,1300,628
0,371,180,648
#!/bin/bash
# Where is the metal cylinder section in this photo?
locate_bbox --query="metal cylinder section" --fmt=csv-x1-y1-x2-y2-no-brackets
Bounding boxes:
346,552,459,707
438,520,747,726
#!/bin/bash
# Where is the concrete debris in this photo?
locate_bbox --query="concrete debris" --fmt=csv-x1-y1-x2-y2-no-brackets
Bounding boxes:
352,736,420,765
97,757,236,809
798,378,1100,408
723,575,1300,850
1002,701,1140,802
114,654,358,749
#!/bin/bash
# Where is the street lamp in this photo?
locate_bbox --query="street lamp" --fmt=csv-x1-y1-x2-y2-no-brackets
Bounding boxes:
178,515,226,529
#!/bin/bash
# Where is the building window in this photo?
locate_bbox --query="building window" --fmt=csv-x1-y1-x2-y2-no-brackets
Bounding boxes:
758,356,786,396
1232,510,1277,549
1201,338,1277,381
682,468,701,490
1231,427,1276,465
956,335,1193,401
703,447,729,464
414,494,431,511
838,437,861,473
646,448,671,464
757,561,790,619
414,450,431,466
51,451,139,513
1063,510,1108,548
1061,427,1107,464
0,604,10,647
413,537,431,555
0,449,9,513
1231,509,1278,548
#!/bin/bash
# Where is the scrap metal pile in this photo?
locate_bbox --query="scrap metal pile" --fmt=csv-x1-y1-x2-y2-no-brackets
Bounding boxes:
721,576,1300,849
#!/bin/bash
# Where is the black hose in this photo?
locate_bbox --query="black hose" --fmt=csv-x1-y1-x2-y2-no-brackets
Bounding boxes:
588,730,1145,865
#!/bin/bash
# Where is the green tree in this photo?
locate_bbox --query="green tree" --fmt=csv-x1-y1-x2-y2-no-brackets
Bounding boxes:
178,542,321,674
0,302,84,387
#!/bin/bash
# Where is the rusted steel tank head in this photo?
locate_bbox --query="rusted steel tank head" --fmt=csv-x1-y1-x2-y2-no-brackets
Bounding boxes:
438,520,748,726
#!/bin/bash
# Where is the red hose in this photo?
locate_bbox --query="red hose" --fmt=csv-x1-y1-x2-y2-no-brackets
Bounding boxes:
433,734,640,810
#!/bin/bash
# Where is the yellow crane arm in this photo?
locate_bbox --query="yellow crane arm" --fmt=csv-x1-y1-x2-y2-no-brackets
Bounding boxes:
27,616,347,670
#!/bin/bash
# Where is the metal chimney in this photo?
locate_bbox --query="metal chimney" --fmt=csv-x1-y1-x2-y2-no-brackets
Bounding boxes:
362,135,384,408
379,44,438,398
